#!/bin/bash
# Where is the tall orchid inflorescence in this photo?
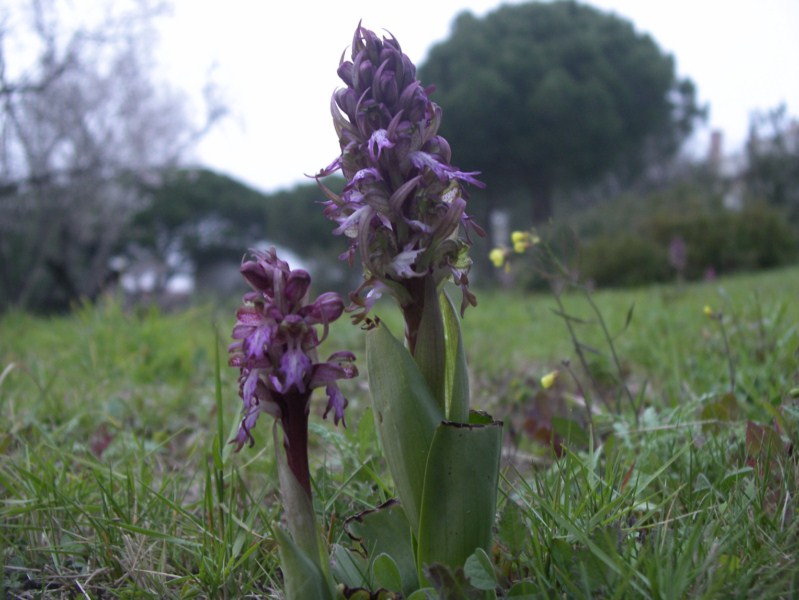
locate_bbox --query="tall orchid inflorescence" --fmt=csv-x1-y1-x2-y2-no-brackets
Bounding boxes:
229,248,357,496
317,24,485,353
307,25,503,596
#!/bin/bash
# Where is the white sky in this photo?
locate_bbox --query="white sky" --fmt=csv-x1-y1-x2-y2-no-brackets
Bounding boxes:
158,0,799,194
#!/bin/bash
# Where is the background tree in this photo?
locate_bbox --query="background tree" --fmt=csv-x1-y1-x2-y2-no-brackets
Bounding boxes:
418,0,704,225
0,0,223,312
745,104,799,223
125,168,268,297
129,170,347,296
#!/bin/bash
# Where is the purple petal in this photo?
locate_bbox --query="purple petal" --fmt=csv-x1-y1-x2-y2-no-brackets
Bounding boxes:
327,350,357,363
368,129,395,163
240,260,272,294
388,175,422,214
347,167,381,188
431,194,466,242
241,369,261,406
302,292,345,326
389,248,424,279
230,380,279,452
309,360,357,389
230,420,255,452
332,205,370,238
284,270,311,306
280,345,312,393
244,324,272,359
316,155,342,179
231,324,253,340
323,384,348,426
235,306,264,326
450,169,485,188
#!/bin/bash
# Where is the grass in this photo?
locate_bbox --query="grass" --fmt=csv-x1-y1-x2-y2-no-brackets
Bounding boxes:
1,267,798,598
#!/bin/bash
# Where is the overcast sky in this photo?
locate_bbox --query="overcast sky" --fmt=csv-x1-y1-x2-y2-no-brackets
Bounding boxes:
158,0,799,194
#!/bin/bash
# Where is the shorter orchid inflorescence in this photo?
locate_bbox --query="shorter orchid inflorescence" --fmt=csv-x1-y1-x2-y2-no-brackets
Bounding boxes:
229,248,357,495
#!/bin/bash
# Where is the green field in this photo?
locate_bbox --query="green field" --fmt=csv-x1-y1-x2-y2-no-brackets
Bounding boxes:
1,267,798,598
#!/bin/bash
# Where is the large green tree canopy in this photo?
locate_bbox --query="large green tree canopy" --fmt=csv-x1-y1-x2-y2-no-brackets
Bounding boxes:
419,0,703,222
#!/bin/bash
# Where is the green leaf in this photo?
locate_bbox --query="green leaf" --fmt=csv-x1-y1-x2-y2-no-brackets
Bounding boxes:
700,392,739,433
425,563,495,599
498,501,529,556
719,467,754,492
549,538,573,565
366,321,443,533
357,406,378,463
339,590,375,600
273,527,334,600
372,553,403,592
345,500,418,595
463,548,497,591
406,589,438,600
441,289,470,423
409,285,471,423
745,420,785,462
416,416,503,577
329,543,369,590
414,277,447,414
507,580,538,598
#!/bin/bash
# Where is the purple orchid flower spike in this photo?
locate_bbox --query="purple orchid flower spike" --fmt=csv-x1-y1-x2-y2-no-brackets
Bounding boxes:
316,23,485,352
229,248,357,495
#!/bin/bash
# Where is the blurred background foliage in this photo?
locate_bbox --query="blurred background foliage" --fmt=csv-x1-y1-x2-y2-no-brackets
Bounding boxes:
1,0,797,314
418,0,704,224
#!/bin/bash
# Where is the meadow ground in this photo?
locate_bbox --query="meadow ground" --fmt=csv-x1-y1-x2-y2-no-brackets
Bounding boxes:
1,267,797,598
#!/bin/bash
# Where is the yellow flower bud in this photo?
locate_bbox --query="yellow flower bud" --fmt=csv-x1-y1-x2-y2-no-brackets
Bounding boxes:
703,305,714,318
511,231,528,245
541,370,559,389
511,229,540,253
489,248,506,268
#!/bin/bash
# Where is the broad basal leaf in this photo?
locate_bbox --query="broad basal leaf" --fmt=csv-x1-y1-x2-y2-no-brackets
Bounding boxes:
416,415,503,577
366,321,443,532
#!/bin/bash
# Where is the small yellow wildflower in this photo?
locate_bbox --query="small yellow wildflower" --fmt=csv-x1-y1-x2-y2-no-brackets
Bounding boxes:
511,231,528,244
489,248,506,268
703,305,715,318
541,370,559,389
511,229,541,253
511,231,529,253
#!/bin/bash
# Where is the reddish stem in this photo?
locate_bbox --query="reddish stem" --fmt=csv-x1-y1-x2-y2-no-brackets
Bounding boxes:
400,277,426,355
278,391,312,497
